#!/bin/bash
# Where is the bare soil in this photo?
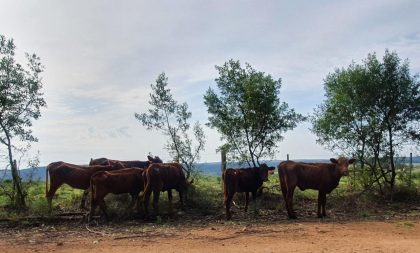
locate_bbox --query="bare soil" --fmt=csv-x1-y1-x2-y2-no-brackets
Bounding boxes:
1,218,419,253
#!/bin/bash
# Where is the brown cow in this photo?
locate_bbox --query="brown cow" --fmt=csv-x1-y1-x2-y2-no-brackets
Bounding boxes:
45,161,124,212
143,163,188,217
89,155,162,168
89,168,145,221
278,157,356,219
223,164,275,220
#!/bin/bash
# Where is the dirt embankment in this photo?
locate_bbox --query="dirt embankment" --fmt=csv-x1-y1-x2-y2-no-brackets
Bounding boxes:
1,219,419,253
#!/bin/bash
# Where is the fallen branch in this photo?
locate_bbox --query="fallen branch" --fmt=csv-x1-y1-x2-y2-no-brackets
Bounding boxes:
85,225,109,237
113,234,143,240
55,212,86,216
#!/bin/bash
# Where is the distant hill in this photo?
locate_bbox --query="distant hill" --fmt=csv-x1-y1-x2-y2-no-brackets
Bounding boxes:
0,166,46,182
196,159,330,176
1,156,418,181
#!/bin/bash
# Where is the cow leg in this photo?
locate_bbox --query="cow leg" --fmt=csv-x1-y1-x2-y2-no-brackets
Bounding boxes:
225,192,234,220
143,184,152,218
244,192,249,212
128,193,138,210
152,190,161,216
317,192,327,218
80,189,89,210
99,200,109,221
251,191,257,214
178,188,185,210
136,193,143,215
167,190,173,214
317,191,322,218
286,186,297,219
89,195,99,222
46,182,62,213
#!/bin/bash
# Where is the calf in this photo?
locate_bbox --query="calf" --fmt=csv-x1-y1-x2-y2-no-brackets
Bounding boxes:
45,161,124,212
278,157,356,219
89,168,145,221
223,164,275,220
143,163,188,217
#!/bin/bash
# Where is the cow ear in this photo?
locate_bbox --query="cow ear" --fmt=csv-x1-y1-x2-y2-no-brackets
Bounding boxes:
330,158,338,164
349,158,356,164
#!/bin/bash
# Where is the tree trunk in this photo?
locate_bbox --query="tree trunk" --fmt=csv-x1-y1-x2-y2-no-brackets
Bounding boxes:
388,126,396,200
221,148,227,190
8,146,26,210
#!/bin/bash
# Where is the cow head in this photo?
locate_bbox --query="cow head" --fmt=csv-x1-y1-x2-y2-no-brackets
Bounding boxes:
330,157,356,176
258,163,273,182
147,155,163,163
108,160,125,169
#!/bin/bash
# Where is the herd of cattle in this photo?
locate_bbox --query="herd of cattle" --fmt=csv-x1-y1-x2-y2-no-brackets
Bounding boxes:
45,155,355,221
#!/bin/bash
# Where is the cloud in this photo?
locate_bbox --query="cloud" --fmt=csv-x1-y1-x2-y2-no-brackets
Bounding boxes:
1,0,419,165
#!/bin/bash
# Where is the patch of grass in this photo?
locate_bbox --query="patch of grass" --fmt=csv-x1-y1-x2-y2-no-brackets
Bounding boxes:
1,171,420,223
397,222,415,228
188,175,223,215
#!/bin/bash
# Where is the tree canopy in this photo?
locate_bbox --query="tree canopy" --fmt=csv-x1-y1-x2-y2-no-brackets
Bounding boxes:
204,59,304,166
312,50,420,194
135,73,205,178
0,34,46,209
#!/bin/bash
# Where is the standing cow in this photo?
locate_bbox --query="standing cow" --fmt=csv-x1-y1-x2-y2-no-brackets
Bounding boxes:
89,168,145,221
143,163,188,217
45,161,124,212
278,157,356,219
223,163,275,220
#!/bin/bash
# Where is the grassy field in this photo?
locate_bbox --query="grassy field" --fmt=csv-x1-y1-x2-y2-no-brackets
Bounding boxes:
0,168,419,223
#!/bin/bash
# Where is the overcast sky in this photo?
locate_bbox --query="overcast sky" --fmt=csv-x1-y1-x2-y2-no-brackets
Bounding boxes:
1,0,419,166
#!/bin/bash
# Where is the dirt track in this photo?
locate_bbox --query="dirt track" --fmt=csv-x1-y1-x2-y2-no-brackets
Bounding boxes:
1,219,419,253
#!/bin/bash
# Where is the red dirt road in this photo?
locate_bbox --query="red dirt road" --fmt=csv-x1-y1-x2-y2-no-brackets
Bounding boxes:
1,219,419,253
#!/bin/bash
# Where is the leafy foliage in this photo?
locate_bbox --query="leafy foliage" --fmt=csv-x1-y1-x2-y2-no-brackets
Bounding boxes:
135,73,206,178
0,35,46,209
204,60,304,166
312,50,420,195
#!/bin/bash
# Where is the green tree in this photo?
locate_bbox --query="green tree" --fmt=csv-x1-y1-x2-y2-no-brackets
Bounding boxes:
204,60,304,166
135,73,206,179
312,50,420,194
0,35,46,209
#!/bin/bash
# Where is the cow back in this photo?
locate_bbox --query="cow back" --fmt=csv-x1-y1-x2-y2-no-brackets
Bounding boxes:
279,161,341,192
224,167,264,193
145,163,186,191
50,163,116,190
92,168,144,194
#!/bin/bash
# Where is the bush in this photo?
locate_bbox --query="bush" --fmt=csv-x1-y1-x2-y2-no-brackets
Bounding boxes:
187,175,223,215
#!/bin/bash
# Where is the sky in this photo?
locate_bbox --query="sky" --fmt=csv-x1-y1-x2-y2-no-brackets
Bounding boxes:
0,0,419,166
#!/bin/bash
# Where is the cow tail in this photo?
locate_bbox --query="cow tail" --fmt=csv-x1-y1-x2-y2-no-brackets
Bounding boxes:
279,163,289,195
90,176,96,208
45,167,49,197
222,171,225,192
222,171,231,205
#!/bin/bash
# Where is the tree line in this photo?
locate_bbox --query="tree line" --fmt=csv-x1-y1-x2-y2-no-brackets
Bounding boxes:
1,34,419,210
